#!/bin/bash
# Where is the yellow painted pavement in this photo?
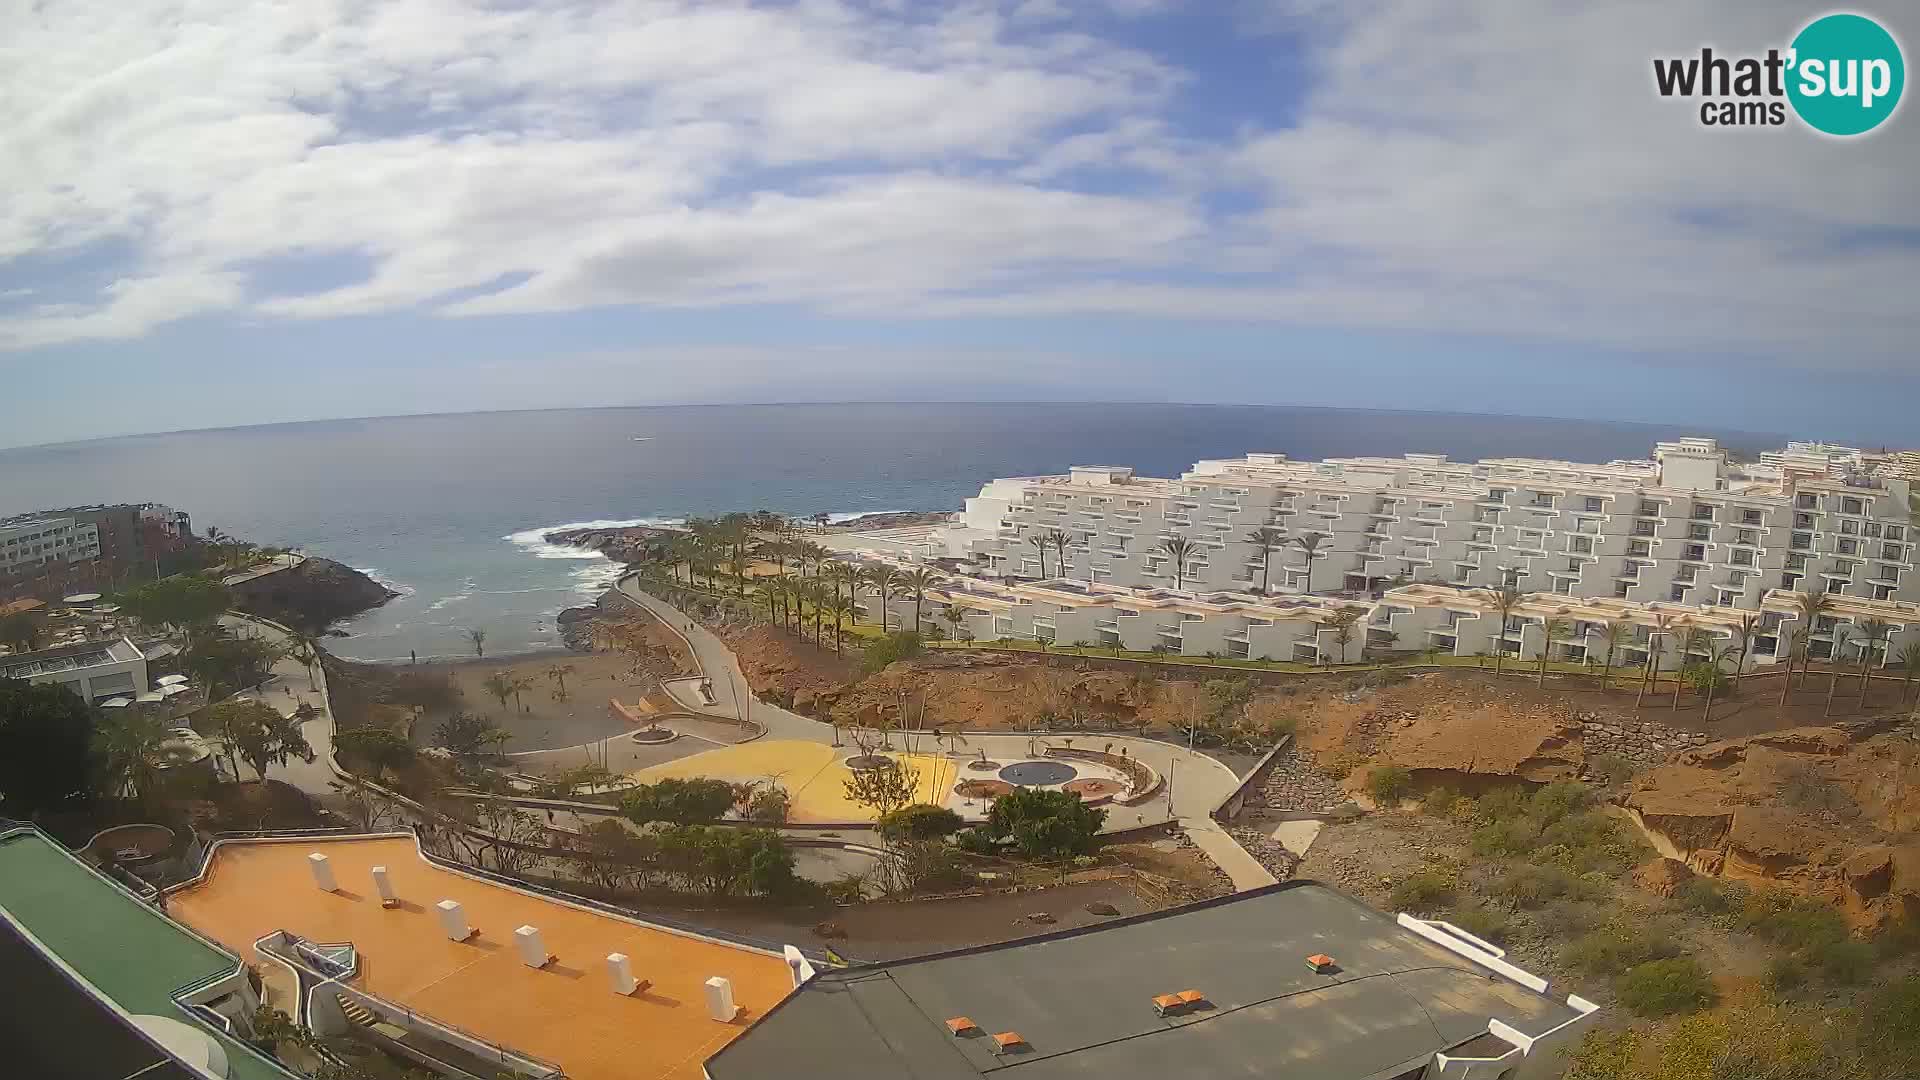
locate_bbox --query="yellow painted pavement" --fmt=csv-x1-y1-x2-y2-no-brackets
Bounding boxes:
625,739,957,823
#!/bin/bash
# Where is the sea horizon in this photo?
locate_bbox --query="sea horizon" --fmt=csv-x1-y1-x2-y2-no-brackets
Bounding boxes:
0,402,1790,662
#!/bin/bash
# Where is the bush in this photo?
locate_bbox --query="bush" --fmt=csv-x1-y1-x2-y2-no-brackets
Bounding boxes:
862,631,924,673
983,788,1104,859
621,777,739,825
1766,952,1809,992
1567,922,1680,977
1420,787,1462,818
1474,786,1531,823
1388,870,1456,913
1495,864,1591,908
1615,956,1716,1017
1471,817,1543,859
877,803,964,843
953,828,999,855
1368,766,1413,807
1445,903,1508,945
1810,939,1874,985
1537,900,1600,937
1674,877,1738,917
1739,889,1850,953
1529,780,1594,823
1588,754,1636,787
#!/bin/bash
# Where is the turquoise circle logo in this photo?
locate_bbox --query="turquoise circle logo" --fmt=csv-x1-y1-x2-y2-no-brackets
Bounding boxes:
1787,13,1905,135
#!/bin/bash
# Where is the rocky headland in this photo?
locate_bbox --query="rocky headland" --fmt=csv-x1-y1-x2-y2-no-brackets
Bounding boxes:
228,557,399,632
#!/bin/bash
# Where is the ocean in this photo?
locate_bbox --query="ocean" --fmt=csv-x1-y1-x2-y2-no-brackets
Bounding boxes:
0,403,1780,662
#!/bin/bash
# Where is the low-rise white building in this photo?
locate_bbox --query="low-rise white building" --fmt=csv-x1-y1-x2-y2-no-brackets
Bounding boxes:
0,515,101,577
0,636,148,703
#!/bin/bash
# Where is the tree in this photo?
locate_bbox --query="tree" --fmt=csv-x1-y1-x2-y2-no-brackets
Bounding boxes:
1780,626,1809,707
865,565,900,630
1539,617,1572,686
432,712,507,759
1590,620,1629,691
0,678,94,815
464,627,486,657
825,594,854,654
899,567,938,634
1825,624,1852,717
93,709,169,808
1856,617,1892,707
622,777,739,825
1485,584,1524,676
1325,608,1361,664
1673,626,1713,710
1160,535,1197,591
1790,591,1834,690
1639,613,1673,709
120,575,230,631
181,629,283,700
332,727,415,777
1045,529,1073,579
842,759,921,816
877,803,963,842
508,673,536,713
209,699,314,782
287,633,321,692
479,671,515,716
567,818,652,892
1899,641,1920,704
1026,533,1050,579
1730,612,1762,690
1244,526,1287,593
1291,533,1323,592
545,663,575,698
983,787,1105,859
941,603,972,644
743,783,792,825
0,611,42,652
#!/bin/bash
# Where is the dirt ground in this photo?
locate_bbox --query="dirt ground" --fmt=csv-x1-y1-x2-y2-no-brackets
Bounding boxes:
413,651,657,752
690,880,1153,962
717,622,861,711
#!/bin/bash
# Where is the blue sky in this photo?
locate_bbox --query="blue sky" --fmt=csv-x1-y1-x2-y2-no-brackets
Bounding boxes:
3,1,1916,449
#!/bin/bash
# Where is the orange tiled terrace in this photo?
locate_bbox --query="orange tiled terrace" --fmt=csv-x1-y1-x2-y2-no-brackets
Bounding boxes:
168,836,794,1080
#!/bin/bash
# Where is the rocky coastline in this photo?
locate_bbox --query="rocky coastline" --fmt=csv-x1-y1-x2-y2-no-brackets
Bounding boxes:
228,557,400,633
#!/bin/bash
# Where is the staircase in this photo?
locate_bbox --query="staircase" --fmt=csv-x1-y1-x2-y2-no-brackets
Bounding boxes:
335,994,377,1028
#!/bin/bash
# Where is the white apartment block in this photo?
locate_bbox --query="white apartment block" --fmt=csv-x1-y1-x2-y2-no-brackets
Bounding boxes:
0,515,101,576
834,437,1920,667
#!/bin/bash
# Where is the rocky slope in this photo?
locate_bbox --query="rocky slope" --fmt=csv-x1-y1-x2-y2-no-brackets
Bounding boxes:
228,557,398,632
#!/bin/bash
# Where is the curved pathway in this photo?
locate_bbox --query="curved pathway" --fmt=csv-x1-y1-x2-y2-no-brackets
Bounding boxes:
614,576,1276,890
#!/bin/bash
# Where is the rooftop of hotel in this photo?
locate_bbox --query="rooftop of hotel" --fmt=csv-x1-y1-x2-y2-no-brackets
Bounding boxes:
706,881,1586,1080
0,635,143,674
167,835,795,1080
0,826,296,1080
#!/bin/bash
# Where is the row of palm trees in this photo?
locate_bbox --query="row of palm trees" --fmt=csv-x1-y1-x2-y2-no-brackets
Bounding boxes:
750,562,950,654
1478,584,1920,721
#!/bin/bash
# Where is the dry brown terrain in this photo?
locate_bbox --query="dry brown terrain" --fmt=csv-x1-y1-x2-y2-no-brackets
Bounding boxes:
716,622,861,712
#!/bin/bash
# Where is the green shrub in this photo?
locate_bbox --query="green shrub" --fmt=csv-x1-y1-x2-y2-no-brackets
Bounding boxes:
1537,900,1600,937
1420,787,1462,818
1674,877,1737,917
862,631,924,673
1588,754,1636,787
876,803,964,842
983,787,1105,858
1471,817,1543,859
1615,956,1717,1017
1368,766,1414,807
1811,939,1874,985
1475,786,1530,822
1388,870,1456,913
1739,889,1849,953
1445,903,1508,945
1765,952,1808,992
1529,781,1595,824
1496,864,1590,908
1567,922,1680,977
953,828,998,855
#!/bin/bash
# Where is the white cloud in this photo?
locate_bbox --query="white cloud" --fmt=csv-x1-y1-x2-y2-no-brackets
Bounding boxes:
0,0,1914,367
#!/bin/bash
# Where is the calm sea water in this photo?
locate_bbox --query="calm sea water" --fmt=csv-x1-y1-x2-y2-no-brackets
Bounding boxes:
0,403,1779,661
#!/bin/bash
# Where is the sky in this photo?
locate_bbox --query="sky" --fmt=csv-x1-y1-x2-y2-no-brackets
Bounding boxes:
2,0,1917,450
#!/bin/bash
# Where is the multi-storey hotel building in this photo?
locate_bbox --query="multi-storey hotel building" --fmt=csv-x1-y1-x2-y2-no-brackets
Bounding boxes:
844,437,1920,670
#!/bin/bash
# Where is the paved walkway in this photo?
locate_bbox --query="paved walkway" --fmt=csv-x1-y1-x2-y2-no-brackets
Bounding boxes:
613,577,1278,891
217,614,339,793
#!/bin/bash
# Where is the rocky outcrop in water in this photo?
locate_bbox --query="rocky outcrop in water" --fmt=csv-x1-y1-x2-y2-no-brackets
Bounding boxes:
541,526,677,563
229,557,399,632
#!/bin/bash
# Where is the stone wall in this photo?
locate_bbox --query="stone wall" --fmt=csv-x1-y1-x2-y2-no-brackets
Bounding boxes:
1578,714,1711,772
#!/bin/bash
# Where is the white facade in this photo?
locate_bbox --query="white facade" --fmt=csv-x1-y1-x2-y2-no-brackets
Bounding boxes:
0,636,148,703
937,437,1918,612
0,516,101,575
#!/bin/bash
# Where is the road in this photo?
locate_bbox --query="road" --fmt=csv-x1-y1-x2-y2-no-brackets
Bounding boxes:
614,576,1276,891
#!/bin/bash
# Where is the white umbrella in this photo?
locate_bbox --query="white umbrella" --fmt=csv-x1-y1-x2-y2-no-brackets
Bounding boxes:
134,692,165,704
63,593,103,604
101,697,133,708
159,684,194,697
155,674,189,686
95,603,121,614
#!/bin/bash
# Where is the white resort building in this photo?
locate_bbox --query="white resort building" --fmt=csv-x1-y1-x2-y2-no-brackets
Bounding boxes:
839,437,1920,672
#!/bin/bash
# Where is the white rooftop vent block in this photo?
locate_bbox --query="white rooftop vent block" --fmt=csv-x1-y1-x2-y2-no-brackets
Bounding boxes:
705,976,740,1022
514,925,552,969
607,953,638,995
436,900,474,942
307,853,337,892
371,866,398,908
783,945,817,988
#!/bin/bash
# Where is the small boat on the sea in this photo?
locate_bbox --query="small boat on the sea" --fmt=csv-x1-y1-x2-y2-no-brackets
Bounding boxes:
631,436,655,441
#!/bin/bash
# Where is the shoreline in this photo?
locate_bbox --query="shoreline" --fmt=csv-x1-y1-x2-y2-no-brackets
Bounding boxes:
339,644,583,668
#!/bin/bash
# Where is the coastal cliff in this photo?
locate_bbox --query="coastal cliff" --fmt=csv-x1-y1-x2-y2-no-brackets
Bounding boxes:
228,557,400,632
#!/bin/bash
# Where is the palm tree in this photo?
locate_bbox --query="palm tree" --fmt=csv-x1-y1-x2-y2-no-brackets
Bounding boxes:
1791,591,1834,689
941,603,972,643
1046,529,1074,580
1244,526,1287,593
1291,533,1323,593
1027,533,1050,579
289,632,322,692
825,595,854,654
1898,640,1920,705
1701,644,1734,723
1855,617,1892,707
465,627,487,658
1823,624,1852,717
545,663,575,697
822,561,856,617
804,580,828,647
1538,617,1571,686
1638,614,1674,709
1160,535,1197,591
1590,620,1629,691
1779,627,1809,707
1674,625,1712,710
481,671,515,716
1729,612,1762,690
96,711,168,807
1484,584,1524,676
866,565,900,631
899,568,938,634
719,514,754,595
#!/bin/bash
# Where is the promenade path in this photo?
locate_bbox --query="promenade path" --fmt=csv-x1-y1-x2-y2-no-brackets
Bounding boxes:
614,577,1276,891
215,613,339,794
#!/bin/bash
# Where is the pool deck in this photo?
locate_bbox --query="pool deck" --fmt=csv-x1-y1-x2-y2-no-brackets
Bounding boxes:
168,836,795,1080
